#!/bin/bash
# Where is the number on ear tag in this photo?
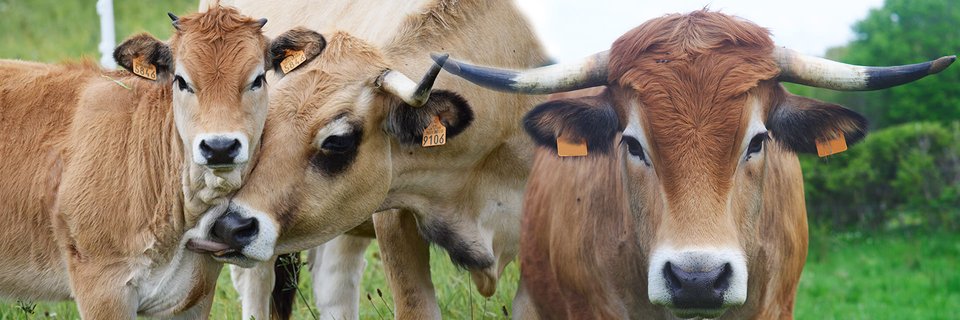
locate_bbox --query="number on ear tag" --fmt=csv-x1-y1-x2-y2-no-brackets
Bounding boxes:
557,136,587,157
815,131,848,157
280,50,307,74
132,56,157,80
422,116,446,147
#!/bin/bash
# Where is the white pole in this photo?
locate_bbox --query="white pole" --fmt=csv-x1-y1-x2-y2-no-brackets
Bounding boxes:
96,0,117,69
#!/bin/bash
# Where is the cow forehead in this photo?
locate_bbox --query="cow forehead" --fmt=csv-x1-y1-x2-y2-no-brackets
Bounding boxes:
171,8,268,89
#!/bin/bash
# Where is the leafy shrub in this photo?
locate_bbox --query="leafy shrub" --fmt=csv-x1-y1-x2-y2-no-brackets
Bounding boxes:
800,122,960,230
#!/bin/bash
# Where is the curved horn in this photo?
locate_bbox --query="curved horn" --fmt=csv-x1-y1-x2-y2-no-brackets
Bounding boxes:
378,54,448,107
432,51,609,94
168,12,181,30
775,47,956,91
255,18,268,29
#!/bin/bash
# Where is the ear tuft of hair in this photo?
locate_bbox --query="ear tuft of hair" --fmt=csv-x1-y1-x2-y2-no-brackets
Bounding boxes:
523,95,621,154
113,33,173,81
269,28,326,76
768,94,869,154
385,90,474,146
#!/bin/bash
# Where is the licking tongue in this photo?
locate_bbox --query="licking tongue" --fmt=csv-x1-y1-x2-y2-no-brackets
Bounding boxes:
186,238,233,256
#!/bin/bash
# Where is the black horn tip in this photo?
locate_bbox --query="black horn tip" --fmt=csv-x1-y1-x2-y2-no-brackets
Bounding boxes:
930,55,957,74
167,12,179,21
256,18,268,28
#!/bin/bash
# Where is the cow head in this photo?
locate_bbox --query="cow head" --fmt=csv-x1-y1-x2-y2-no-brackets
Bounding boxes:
189,32,475,266
113,7,316,203
436,11,954,318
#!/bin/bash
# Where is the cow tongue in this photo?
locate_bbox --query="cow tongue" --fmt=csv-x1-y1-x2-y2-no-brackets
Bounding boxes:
186,238,232,254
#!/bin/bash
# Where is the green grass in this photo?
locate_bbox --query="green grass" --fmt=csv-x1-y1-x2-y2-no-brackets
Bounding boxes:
3,230,957,319
0,0,196,63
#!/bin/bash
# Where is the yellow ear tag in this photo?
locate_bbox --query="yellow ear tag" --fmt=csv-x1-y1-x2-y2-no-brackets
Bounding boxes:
815,131,848,157
422,116,447,147
557,136,588,157
280,50,307,74
132,56,157,80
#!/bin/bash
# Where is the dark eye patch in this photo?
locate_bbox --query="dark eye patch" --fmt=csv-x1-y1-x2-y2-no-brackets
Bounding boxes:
310,127,362,175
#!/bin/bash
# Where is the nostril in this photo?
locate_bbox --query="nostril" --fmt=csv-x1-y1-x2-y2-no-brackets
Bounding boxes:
212,211,258,249
233,218,258,243
713,263,732,293
664,262,683,292
226,138,241,157
199,140,213,153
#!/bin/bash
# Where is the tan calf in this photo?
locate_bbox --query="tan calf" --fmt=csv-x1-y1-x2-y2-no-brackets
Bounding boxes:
437,10,954,319
0,6,323,318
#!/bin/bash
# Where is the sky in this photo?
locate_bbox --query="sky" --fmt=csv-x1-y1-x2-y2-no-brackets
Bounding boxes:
515,0,885,62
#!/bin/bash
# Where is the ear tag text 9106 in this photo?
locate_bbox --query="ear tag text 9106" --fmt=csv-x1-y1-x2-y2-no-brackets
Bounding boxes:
280,50,307,74
557,135,588,157
422,116,446,147
132,56,157,80
815,131,847,157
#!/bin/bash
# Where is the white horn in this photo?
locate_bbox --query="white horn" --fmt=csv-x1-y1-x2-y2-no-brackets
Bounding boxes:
378,54,448,107
775,47,955,91
433,51,609,94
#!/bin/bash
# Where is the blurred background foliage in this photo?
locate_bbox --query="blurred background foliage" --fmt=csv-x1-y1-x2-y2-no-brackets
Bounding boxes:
785,0,960,232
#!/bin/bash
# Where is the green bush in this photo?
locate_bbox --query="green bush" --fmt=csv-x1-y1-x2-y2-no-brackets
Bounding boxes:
800,122,960,230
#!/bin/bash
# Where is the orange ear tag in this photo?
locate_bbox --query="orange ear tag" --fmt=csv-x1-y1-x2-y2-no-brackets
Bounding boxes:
132,56,157,80
557,136,588,157
815,131,848,157
280,50,307,74
422,116,447,147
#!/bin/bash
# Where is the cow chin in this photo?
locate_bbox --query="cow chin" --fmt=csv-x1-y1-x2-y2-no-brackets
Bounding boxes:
647,247,748,318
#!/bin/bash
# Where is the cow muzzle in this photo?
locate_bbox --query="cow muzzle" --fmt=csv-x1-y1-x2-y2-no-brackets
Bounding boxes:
192,132,250,169
648,248,748,318
186,202,277,267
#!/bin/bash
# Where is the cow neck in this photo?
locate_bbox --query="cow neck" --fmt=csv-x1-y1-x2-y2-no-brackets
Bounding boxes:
119,82,191,263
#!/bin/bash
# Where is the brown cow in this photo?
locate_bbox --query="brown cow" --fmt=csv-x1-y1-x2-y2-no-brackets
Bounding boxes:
0,7,324,318
436,10,955,319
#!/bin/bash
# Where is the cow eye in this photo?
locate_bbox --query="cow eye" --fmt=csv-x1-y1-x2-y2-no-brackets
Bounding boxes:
745,132,769,160
622,136,649,165
250,74,266,91
321,134,357,154
173,75,194,93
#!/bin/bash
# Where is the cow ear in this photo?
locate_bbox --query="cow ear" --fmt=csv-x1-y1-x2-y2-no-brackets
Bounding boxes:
269,27,326,76
384,90,475,146
767,92,868,154
523,91,621,154
113,33,173,81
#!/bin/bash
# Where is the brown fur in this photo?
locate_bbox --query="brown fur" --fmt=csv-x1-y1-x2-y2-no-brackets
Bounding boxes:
208,0,552,318
0,6,288,318
519,11,865,319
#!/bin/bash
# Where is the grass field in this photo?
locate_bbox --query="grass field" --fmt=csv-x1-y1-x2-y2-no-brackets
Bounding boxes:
1,229,957,319
2,1,959,319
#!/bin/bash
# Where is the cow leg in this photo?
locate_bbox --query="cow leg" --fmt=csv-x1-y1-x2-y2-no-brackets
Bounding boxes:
373,209,440,320
230,257,276,320
511,280,541,320
308,234,371,319
70,265,138,319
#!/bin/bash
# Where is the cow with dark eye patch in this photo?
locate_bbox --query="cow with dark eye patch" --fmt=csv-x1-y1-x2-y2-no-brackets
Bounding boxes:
437,10,955,319
203,0,551,318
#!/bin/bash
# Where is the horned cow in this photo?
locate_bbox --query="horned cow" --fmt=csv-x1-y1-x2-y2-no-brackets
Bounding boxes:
200,0,549,319
437,10,955,319
0,7,325,318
